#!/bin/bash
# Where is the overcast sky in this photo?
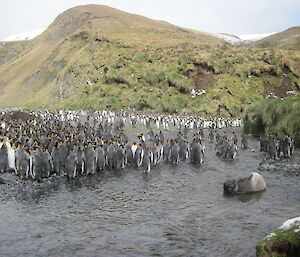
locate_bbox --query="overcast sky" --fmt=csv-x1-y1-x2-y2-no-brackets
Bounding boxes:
1,0,300,39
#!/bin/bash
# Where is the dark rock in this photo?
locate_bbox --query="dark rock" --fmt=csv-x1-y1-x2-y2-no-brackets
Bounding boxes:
0,177,8,184
0,111,34,121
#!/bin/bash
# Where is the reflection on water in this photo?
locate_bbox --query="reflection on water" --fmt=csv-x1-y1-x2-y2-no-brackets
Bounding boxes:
0,128,299,257
236,191,265,203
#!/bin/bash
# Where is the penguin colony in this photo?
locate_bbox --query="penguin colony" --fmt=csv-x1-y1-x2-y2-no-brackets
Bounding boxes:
0,109,293,182
259,134,295,160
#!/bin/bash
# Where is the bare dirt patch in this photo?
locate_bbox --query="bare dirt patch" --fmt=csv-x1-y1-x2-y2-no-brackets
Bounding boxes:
195,67,214,90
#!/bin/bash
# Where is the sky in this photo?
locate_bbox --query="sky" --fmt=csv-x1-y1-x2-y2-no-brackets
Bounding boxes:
1,0,300,39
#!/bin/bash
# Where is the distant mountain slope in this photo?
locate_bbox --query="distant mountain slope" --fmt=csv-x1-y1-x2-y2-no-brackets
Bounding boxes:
251,27,300,50
0,5,299,116
0,4,222,107
41,4,221,45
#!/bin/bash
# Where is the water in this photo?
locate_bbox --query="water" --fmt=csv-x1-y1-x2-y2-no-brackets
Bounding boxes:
0,128,299,257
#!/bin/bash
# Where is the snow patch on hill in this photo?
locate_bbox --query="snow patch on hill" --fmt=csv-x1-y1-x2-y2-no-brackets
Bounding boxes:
238,32,276,41
216,33,242,44
1,28,46,41
216,32,277,44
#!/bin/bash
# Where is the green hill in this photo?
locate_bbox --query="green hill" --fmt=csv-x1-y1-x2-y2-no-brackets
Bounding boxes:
251,27,300,50
0,5,299,116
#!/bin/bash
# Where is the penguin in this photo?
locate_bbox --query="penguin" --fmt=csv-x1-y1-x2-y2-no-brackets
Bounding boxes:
16,149,31,180
65,149,78,179
115,145,125,170
124,141,133,165
268,137,277,160
190,141,204,164
259,136,269,152
106,142,116,169
14,143,23,175
183,125,189,137
143,147,153,173
179,140,189,160
163,139,171,162
131,142,138,159
156,142,164,164
170,140,180,164
86,146,96,175
159,131,165,144
147,129,155,141
215,138,224,156
288,136,294,155
133,145,144,167
7,144,16,173
241,135,248,150
58,141,69,170
0,142,8,173
279,136,291,158
140,134,146,143
227,142,238,159
51,144,63,175
31,147,44,182
42,148,53,178
152,143,158,166
76,146,86,175
96,145,106,171
231,132,238,144
221,139,230,159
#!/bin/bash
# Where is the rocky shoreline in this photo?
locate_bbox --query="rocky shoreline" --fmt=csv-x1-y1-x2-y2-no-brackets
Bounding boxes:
258,159,300,176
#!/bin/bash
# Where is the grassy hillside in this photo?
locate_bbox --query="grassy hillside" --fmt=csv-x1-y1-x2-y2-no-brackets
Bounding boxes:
0,5,299,116
251,27,300,50
243,97,300,146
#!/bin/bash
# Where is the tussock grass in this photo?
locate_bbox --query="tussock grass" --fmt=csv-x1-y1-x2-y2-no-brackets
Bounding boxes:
244,96,300,146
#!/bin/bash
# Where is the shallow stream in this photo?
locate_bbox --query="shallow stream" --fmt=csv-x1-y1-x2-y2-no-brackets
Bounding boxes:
0,128,299,257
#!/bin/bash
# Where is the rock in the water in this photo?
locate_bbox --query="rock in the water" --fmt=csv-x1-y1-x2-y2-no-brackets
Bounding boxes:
258,159,300,176
0,177,8,184
256,217,300,257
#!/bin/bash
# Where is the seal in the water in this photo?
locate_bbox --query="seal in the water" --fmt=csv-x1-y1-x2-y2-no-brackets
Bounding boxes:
223,172,266,195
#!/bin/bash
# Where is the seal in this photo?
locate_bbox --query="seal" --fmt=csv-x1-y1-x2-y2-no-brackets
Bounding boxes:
224,172,266,194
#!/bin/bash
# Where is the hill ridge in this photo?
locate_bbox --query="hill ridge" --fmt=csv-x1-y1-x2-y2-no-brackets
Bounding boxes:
0,4,299,116
251,26,300,50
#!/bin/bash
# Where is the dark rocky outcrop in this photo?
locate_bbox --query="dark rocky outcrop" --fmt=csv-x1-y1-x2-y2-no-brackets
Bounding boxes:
0,111,34,121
